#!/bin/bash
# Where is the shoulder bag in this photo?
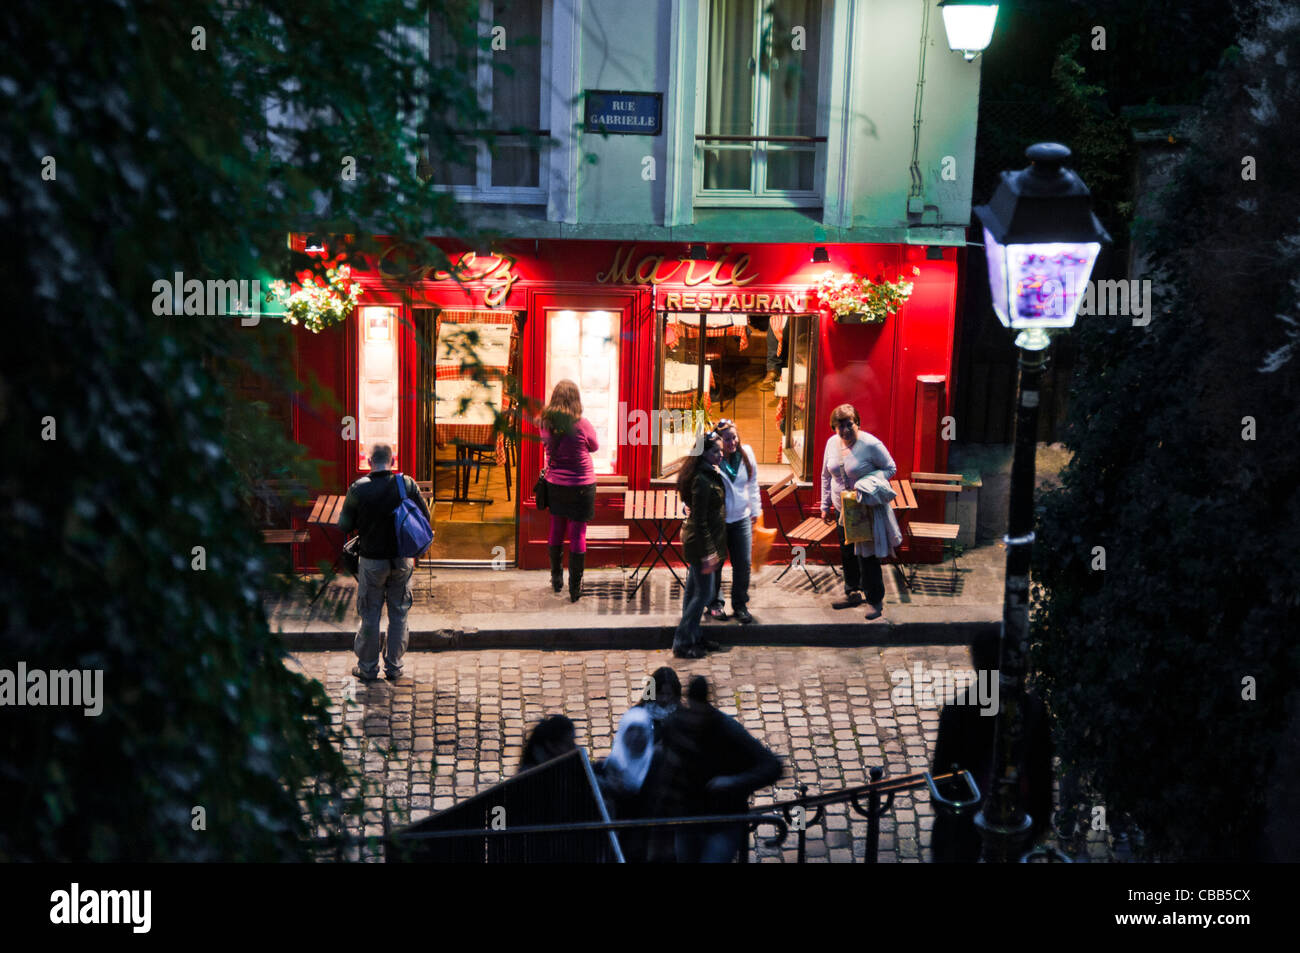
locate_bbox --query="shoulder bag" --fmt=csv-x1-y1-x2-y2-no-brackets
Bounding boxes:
533,469,550,510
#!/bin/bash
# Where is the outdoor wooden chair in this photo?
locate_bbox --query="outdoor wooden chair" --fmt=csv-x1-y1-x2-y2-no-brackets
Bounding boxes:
902,472,964,592
253,478,310,577
588,475,630,571
765,473,840,591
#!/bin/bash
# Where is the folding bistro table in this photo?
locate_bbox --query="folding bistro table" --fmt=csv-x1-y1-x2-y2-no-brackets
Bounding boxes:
622,488,689,599
305,494,348,606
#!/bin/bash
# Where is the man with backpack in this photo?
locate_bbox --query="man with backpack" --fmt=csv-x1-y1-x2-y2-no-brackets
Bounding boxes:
338,443,432,682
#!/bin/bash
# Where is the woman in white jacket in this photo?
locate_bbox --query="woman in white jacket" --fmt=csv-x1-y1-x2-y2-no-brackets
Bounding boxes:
819,403,896,619
704,419,761,626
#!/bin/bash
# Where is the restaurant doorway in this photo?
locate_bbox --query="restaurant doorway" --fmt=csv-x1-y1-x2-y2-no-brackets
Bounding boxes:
414,307,521,564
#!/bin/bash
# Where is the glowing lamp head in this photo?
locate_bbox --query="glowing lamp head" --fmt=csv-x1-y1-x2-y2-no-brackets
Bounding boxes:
938,0,999,61
974,143,1111,330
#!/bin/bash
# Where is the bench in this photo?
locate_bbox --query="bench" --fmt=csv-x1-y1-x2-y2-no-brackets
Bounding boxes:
901,472,964,592
590,475,630,569
766,473,840,591
261,529,311,546
252,479,310,574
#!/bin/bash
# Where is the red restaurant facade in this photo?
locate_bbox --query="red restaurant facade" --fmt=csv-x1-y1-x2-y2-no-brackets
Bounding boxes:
287,238,965,571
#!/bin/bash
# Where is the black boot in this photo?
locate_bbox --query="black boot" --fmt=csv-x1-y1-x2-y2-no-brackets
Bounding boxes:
548,545,564,593
568,551,585,602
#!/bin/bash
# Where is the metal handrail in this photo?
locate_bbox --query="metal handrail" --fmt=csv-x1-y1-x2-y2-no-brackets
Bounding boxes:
696,134,827,143
365,768,981,863
445,129,552,137
389,811,790,844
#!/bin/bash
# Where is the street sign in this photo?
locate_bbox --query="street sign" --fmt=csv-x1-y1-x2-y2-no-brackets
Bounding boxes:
584,90,662,136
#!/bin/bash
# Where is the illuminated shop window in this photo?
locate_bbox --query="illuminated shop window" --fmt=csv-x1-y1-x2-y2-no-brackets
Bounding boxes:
545,310,619,474
654,310,817,481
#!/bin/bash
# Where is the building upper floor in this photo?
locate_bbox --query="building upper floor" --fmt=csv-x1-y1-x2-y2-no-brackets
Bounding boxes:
418,0,984,245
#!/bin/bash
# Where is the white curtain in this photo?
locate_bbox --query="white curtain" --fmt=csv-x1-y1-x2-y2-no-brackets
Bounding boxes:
766,0,820,190
705,0,757,189
490,0,542,187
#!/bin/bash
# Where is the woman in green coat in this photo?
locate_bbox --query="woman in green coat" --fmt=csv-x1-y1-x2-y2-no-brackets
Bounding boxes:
672,431,728,659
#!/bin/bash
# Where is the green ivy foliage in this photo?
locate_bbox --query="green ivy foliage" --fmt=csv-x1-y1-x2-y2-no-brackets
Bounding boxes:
1030,0,1300,860
0,0,499,860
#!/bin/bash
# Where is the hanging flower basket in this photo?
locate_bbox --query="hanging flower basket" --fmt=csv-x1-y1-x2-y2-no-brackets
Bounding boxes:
266,265,363,333
813,268,920,324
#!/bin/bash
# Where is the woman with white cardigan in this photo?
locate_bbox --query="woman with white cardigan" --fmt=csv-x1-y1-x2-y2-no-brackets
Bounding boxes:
704,419,762,626
819,403,898,619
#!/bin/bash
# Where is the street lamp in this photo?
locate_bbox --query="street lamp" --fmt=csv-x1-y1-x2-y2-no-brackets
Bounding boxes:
937,0,1000,61
971,143,1110,862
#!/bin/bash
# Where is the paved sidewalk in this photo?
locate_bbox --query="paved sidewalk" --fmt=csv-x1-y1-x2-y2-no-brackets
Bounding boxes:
268,543,1008,650
289,645,1113,863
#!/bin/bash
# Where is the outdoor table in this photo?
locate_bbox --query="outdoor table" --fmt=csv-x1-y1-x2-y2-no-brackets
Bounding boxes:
308,494,347,531
305,494,348,604
622,489,689,598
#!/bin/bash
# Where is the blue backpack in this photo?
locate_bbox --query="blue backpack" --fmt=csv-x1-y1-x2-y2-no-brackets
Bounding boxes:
393,473,434,558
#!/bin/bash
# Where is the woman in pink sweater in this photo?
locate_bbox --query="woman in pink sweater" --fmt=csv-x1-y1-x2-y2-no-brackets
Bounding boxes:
540,380,599,601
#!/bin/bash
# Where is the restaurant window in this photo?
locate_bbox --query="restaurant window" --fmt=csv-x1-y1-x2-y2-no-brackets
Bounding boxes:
697,0,825,205
427,0,550,200
545,309,619,474
654,310,817,481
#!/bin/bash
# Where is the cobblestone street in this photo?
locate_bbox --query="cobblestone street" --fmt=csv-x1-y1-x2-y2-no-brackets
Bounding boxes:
291,644,999,862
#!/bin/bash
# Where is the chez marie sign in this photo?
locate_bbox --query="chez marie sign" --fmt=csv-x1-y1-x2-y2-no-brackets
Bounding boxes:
596,245,810,311
379,243,860,311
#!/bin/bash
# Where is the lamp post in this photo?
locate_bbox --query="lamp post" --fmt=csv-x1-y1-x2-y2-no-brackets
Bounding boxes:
937,0,1000,61
972,143,1110,862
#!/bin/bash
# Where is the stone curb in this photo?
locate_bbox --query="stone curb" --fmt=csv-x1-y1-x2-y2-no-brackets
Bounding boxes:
275,618,1001,652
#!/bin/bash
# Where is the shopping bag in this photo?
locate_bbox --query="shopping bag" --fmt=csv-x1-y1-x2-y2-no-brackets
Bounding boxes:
840,491,874,544
751,514,777,568
342,536,361,575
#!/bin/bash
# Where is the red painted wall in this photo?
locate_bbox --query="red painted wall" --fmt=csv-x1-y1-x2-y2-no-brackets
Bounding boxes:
292,320,347,571
289,239,961,570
